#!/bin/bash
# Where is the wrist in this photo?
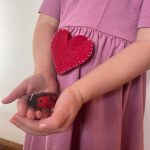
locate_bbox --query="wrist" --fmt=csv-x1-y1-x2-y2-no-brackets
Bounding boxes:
71,80,91,103
33,69,56,81
69,85,86,105
33,71,58,94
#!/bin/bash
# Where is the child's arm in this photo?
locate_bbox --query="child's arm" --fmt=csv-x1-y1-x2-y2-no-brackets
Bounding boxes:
71,28,150,103
2,14,60,119
33,13,58,81
8,29,150,136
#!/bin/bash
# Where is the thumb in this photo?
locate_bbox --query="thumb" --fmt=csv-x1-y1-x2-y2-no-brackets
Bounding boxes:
39,99,70,130
1,81,28,104
39,110,68,131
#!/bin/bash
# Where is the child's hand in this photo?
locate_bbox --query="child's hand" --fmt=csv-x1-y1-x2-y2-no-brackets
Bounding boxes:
1,73,58,119
9,87,84,135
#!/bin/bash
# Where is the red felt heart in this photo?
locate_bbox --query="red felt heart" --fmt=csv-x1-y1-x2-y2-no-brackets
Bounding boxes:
51,29,94,75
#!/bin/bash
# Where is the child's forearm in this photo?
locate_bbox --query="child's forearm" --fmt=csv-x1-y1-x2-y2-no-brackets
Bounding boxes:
33,14,58,80
71,41,150,103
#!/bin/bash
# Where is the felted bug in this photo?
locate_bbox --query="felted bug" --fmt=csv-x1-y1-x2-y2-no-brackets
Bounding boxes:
27,92,58,110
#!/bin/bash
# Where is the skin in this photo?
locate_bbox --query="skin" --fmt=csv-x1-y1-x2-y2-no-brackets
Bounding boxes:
1,14,150,136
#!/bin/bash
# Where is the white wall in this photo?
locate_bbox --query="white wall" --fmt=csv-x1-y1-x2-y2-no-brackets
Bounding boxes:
0,0,41,144
0,0,150,148
144,73,150,149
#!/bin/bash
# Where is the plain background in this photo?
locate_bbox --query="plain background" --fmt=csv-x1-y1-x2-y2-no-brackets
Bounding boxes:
0,0,150,149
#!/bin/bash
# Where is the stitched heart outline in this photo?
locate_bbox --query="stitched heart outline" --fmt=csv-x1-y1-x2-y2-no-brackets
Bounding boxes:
51,29,94,75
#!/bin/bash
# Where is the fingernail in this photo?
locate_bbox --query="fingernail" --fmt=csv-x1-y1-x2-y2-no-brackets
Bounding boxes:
39,124,47,131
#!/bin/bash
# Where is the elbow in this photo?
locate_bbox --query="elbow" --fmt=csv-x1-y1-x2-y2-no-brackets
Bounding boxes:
135,40,150,70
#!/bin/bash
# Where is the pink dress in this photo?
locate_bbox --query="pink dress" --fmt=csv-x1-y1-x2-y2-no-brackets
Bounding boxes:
24,0,150,150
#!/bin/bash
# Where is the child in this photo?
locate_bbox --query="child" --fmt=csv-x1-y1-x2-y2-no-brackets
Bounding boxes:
1,0,150,150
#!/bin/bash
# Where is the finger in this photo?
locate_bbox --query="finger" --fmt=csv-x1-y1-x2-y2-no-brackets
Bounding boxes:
10,114,59,135
39,107,69,132
1,81,27,104
38,92,72,131
26,107,35,120
17,98,28,117
35,108,51,119
10,113,68,135
10,114,41,135
35,110,42,119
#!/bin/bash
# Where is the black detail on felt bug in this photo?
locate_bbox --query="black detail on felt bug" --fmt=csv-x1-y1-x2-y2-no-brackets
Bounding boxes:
27,92,58,110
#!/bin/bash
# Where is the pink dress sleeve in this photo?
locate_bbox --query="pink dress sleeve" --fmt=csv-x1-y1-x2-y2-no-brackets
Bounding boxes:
138,0,150,28
39,0,61,20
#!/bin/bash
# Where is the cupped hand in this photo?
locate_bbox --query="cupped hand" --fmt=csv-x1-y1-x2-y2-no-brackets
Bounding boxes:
1,73,58,119
9,87,84,135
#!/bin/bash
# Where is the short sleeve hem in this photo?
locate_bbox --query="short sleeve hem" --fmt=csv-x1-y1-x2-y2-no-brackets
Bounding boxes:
138,16,150,29
38,0,61,21
39,9,59,21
